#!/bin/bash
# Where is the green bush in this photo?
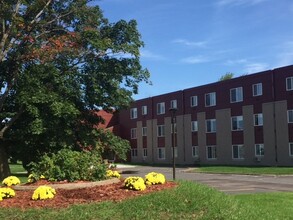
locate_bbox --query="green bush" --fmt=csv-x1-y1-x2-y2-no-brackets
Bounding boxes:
29,149,107,182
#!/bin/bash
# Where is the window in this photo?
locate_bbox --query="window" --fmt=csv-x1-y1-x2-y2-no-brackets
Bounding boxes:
286,77,293,91
157,125,165,137
171,147,178,158
142,106,147,115
142,127,147,136
170,100,177,109
205,92,216,107
171,123,177,134
130,108,137,119
255,144,264,156
190,96,198,107
207,146,217,159
192,146,199,158
191,121,198,132
231,116,243,131
254,114,263,126
288,110,293,123
158,148,165,159
289,143,293,156
206,119,216,133
131,149,138,157
253,83,262,96
157,102,165,115
130,128,137,139
232,145,244,159
230,87,243,103
143,148,148,158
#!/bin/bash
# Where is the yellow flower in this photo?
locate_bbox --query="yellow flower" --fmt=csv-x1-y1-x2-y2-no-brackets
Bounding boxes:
0,187,16,199
32,185,56,200
145,172,166,185
2,176,21,186
124,177,146,191
106,170,121,178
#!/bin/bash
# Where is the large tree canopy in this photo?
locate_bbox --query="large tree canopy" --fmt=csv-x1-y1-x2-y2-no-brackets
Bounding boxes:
0,0,150,179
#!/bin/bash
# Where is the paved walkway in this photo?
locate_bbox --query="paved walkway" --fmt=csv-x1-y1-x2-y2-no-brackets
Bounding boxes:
118,165,293,194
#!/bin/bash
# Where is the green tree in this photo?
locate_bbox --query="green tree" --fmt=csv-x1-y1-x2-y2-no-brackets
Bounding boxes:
218,72,234,81
0,0,149,179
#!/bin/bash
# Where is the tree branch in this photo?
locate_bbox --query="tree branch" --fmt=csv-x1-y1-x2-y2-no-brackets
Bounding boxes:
30,0,52,25
0,105,24,139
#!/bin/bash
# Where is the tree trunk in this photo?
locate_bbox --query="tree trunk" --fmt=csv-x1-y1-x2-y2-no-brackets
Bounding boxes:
0,145,11,180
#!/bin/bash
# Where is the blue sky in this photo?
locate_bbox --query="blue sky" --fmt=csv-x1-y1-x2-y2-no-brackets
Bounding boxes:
96,0,293,100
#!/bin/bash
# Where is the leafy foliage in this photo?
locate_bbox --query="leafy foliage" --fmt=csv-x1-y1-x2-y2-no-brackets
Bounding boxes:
0,0,149,175
29,148,107,182
218,72,234,81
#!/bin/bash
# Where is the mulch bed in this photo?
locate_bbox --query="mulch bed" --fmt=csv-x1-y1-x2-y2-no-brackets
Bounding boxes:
0,180,177,209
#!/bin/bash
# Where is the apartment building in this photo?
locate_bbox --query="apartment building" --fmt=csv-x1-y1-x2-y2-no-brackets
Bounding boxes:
118,65,293,166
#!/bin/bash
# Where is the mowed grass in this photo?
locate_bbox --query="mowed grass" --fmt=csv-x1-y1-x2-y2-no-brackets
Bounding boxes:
8,163,27,183
234,192,293,220
192,166,293,175
0,181,243,220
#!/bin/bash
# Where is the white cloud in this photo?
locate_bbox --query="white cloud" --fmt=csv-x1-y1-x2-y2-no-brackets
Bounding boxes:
140,49,166,61
276,41,293,67
216,0,268,7
172,39,208,48
180,55,211,64
243,63,268,73
224,59,247,65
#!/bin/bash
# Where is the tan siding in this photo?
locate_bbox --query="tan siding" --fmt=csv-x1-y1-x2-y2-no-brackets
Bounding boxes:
216,109,232,164
184,114,193,164
243,105,255,165
165,117,172,163
146,120,154,163
263,102,277,165
275,101,290,165
135,121,143,162
197,112,207,163
176,115,185,164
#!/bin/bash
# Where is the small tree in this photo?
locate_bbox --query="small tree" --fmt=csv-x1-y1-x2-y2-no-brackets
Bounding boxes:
218,72,234,81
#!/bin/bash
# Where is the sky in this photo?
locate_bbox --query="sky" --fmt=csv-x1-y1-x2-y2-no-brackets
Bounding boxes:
96,0,293,100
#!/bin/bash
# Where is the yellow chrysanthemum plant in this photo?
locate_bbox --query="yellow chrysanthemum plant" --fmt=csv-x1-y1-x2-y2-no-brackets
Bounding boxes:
2,176,21,187
32,185,56,200
28,174,46,183
106,170,121,179
0,187,16,201
145,172,166,185
124,176,146,191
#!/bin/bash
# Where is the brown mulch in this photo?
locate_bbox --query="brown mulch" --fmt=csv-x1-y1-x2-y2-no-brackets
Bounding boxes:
0,180,177,209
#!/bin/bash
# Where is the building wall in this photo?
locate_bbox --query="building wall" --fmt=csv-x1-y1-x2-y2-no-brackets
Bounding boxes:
117,65,293,166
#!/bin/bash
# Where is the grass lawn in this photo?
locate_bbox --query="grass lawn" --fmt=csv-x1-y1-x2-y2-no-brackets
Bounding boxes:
192,166,293,175
8,163,27,183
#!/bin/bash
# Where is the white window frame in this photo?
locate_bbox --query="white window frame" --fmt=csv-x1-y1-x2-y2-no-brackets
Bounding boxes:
130,108,137,119
171,123,177,134
289,143,293,157
157,125,165,137
231,116,243,131
252,83,263,96
288,110,293,123
255,144,264,157
157,102,165,115
286,77,293,91
205,92,216,107
130,128,137,139
142,127,147,136
171,147,178,158
142,106,147,115
192,146,199,158
131,148,138,157
143,148,148,158
230,87,243,103
206,146,217,160
206,119,216,133
190,96,198,107
170,99,177,109
232,145,244,159
254,113,263,126
158,147,165,160
191,121,198,132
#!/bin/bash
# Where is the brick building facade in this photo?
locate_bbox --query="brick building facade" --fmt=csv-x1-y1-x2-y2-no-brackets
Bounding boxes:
117,65,293,166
